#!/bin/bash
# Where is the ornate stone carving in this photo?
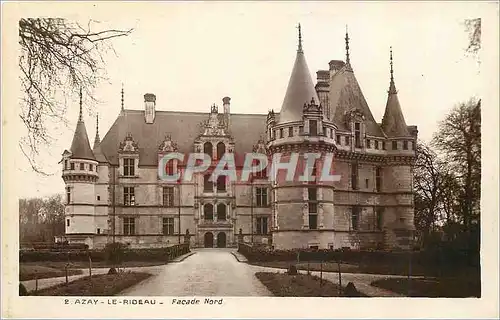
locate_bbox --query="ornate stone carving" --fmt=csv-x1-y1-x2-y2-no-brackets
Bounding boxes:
158,135,178,153
344,108,365,125
303,97,322,114
252,137,267,154
118,133,139,153
198,105,230,137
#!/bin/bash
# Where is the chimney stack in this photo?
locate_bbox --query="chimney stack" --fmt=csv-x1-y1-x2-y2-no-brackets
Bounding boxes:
144,93,156,124
223,96,231,127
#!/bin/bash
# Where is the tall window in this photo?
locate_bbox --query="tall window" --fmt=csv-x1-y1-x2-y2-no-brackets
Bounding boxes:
123,158,135,176
309,120,318,136
256,187,268,207
216,142,225,160
309,214,318,230
366,139,371,149
336,135,341,145
204,174,212,192
80,163,84,170
375,167,382,192
66,186,71,204
279,128,284,138
217,203,226,220
272,130,276,140
352,206,360,231
124,187,135,206
163,187,174,207
376,208,384,230
204,142,213,159
123,217,135,235
165,160,174,176
217,176,226,192
288,127,294,137
382,142,386,150
66,219,70,227
163,217,174,235
403,140,408,150
351,163,359,190
354,123,361,148
256,217,268,234
375,140,379,150
204,203,213,220
308,187,317,201
392,141,398,150
70,162,75,170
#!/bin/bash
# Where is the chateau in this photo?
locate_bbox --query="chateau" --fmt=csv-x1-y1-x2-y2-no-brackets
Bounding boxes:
61,27,417,250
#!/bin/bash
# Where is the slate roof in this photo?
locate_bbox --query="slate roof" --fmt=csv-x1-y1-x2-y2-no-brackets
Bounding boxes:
99,110,269,166
69,120,96,161
278,46,320,123
328,66,386,137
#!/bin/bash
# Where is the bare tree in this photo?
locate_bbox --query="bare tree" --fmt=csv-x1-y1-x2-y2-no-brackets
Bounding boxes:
464,18,481,56
19,18,132,174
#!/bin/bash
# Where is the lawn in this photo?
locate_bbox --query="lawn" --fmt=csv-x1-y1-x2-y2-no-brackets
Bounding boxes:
370,277,481,297
21,260,166,270
255,271,367,297
32,272,152,296
251,261,360,274
20,265,82,281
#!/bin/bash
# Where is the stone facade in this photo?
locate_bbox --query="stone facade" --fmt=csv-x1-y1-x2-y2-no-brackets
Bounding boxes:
61,28,417,250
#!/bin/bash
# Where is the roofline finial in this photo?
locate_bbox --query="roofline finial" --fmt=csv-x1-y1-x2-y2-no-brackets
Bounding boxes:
389,46,397,94
297,23,303,53
79,87,83,122
94,112,100,145
121,83,125,111
345,25,351,69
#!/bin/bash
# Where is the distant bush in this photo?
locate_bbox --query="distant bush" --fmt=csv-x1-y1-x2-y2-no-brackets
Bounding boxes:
19,283,28,296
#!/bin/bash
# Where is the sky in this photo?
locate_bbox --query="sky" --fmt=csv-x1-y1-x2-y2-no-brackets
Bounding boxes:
10,2,487,199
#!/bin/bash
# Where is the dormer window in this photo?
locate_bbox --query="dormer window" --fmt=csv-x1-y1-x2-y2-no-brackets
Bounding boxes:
354,123,362,148
309,120,318,136
124,158,135,176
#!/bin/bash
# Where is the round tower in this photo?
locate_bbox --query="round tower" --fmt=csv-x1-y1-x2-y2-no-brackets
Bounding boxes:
61,89,98,247
267,24,337,250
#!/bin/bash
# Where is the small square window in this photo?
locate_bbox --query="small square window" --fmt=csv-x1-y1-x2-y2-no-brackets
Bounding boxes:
97,228,101,234
97,196,100,201
365,178,369,188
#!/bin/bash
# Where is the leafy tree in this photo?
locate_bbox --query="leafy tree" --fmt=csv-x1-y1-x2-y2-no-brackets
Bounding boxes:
19,18,132,174
432,99,481,230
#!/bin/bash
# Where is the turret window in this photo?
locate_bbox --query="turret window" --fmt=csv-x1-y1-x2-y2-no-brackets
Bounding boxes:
382,142,386,150
123,158,135,176
66,187,71,204
366,139,371,149
89,164,93,171
299,126,304,134
345,136,350,146
288,127,294,137
336,135,341,144
392,141,398,150
279,128,284,139
352,206,360,230
354,123,362,148
70,162,75,170
80,163,84,170
375,141,379,150
64,160,69,170
403,140,408,150
351,163,359,190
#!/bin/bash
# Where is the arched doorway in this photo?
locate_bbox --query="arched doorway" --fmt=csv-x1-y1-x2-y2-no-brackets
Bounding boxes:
217,232,226,248
204,232,214,248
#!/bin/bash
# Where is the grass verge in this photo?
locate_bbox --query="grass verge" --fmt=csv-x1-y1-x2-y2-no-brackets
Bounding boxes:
255,271,367,297
21,260,166,270
370,277,481,297
32,272,152,296
20,265,82,281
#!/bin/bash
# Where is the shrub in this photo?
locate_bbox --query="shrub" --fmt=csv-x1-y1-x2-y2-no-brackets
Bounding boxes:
107,267,117,275
287,265,298,275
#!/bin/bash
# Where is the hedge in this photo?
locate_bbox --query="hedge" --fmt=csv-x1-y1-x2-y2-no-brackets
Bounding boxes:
19,243,190,263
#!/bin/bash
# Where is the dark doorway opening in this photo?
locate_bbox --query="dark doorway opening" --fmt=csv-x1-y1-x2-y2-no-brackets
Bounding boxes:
204,232,214,248
217,232,227,248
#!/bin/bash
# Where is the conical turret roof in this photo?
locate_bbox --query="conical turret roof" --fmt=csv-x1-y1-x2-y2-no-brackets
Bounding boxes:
278,24,320,123
381,48,411,137
69,90,96,161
